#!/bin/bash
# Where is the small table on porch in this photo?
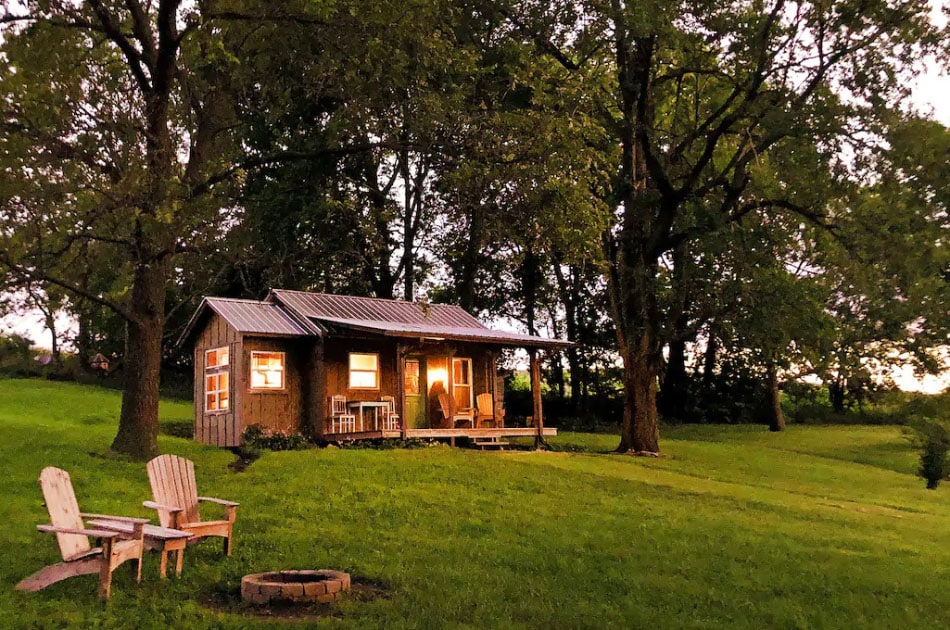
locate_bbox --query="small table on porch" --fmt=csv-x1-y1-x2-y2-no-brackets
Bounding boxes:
88,519,192,578
347,401,390,431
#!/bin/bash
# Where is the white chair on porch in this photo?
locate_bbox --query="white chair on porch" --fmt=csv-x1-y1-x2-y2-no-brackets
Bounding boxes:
329,395,357,433
380,395,400,430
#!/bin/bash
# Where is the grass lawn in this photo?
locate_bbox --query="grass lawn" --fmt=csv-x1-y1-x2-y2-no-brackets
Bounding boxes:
0,379,947,629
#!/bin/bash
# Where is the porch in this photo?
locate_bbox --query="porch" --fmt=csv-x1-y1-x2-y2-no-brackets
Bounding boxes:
323,426,558,442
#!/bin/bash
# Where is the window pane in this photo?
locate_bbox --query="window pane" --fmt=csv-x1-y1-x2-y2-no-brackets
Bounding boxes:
251,369,283,389
405,360,420,395
206,375,216,390
250,370,266,388
453,359,470,385
350,370,378,389
250,352,284,389
349,353,378,371
207,350,217,367
219,372,229,390
220,392,229,409
206,393,217,411
219,348,229,366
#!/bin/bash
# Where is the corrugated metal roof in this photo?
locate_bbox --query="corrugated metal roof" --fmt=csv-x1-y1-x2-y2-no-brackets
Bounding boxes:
269,289,571,348
270,289,486,328
204,298,313,336
314,316,571,348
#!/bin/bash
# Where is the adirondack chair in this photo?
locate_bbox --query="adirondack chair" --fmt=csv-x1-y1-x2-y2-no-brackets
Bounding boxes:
144,454,239,556
17,467,147,599
476,393,497,428
438,392,474,428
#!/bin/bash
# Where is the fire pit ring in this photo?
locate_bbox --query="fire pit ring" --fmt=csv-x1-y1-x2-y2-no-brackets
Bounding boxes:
241,569,351,605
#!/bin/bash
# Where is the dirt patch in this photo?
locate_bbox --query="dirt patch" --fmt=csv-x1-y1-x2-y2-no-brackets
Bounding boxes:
227,447,260,472
203,576,390,621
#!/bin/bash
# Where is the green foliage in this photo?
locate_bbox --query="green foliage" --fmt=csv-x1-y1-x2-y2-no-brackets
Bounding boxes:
240,424,312,451
1,381,948,628
0,333,33,375
915,420,949,490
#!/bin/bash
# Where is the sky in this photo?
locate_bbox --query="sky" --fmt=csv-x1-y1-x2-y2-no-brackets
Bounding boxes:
2,2,948,392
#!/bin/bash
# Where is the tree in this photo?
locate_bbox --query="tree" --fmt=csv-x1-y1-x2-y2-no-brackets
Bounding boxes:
0,1,242,458
494,0,944,453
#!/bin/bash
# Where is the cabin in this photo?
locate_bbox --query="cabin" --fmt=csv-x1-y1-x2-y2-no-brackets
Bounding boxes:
179,290,570,447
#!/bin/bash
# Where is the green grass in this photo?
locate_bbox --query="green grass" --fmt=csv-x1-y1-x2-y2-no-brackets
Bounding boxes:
0,379,947,629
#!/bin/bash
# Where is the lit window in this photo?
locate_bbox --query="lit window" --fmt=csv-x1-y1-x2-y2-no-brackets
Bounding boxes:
349,353,379,389
205,347,230,412
452,357,472,410
250,352,285,389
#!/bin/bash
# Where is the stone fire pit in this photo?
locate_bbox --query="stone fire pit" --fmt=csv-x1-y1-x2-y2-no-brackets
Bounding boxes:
241,570,351,605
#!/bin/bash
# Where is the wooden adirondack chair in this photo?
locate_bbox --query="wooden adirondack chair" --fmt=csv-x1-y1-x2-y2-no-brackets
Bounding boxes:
17,467,147,599
476,393,496,428
438,392,474,428
144,454,239,556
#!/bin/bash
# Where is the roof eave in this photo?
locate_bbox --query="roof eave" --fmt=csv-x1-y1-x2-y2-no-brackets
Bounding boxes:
176,298,212,349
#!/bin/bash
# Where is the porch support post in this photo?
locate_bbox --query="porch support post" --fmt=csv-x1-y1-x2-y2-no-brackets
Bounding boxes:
529,348,547,450
489,350,497,426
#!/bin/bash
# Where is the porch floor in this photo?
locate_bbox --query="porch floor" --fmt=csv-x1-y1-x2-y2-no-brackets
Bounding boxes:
324,427,557,441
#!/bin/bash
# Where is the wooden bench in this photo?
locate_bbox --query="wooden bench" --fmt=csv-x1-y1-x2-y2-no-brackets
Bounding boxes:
88,519,191,578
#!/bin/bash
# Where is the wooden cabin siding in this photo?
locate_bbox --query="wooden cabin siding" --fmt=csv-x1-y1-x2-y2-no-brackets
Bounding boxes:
193,312,242,447
240,337,306,434
324,338,397,402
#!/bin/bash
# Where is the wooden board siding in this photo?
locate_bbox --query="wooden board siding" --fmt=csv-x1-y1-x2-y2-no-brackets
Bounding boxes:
193,312,242,447
241,337,307,435
323,339,398,425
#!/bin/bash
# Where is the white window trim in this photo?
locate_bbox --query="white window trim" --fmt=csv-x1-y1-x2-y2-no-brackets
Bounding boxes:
249,350,286,391
204,346,230,414
452,357,473,409
348,352,381,390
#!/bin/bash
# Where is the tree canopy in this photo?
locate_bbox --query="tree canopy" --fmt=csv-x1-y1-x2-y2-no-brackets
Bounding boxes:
0,0,946,457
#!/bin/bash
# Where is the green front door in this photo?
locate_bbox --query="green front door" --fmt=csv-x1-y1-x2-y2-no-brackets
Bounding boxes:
404,358,427,428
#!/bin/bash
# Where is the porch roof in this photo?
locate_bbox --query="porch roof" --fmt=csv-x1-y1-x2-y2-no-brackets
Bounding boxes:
313,316,571,348
269,289,572,349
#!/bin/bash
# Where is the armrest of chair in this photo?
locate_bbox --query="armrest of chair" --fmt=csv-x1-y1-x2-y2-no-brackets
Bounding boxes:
79,513,150,524
142,501,183,513
37,524,119,539
198,496,239,507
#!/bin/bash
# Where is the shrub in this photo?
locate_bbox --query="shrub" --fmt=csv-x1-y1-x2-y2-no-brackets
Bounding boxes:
241,424,311,451
915,420,949,490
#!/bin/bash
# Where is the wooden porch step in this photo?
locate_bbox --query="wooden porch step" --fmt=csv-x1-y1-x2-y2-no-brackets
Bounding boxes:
470,437,510,450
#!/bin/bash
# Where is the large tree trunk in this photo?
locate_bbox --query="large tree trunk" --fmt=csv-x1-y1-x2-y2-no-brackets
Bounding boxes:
617,334,661,454
111,259,168,459
766,361,785,432
606,29,666,455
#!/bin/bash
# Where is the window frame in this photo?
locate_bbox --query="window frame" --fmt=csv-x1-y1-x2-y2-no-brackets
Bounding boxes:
204,346,230,414
249,350,286,391
348,352,381,390
452,357,473,410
